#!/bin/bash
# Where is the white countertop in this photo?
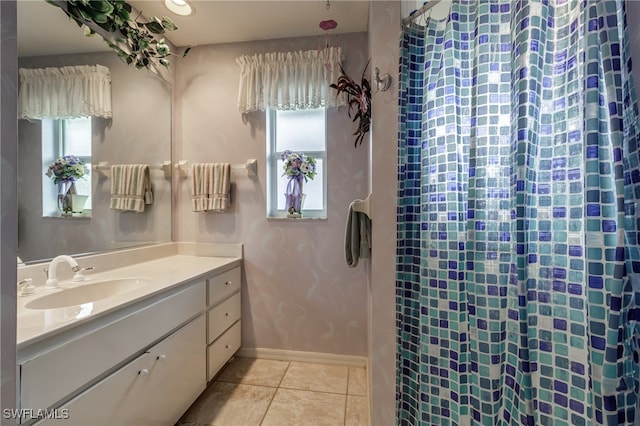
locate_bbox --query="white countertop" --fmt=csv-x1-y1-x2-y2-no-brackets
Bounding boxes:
17,254,241,349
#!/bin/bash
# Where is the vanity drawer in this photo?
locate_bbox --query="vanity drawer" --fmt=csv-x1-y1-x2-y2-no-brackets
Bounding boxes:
207,292,241,344
207,320,241,382
208,267,241,306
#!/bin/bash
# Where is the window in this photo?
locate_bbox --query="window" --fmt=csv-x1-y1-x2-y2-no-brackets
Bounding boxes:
267,108,327,218
42,117,92,216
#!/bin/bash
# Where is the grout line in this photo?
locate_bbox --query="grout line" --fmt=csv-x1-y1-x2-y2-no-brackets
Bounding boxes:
344,366,353,425
276,361,291,388
276,386,352,396
257,387,278,426
258,361,291,426
215,378,281,388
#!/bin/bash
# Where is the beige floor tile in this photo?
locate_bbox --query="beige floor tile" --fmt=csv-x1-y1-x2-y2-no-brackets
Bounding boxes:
216,357,289,387
179,381,275,425
261,388,346,426
347,367,367,396
279,362,348,394
345,395,369,426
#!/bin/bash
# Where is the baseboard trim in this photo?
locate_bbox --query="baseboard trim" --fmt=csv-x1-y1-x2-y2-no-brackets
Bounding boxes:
236,347,367,367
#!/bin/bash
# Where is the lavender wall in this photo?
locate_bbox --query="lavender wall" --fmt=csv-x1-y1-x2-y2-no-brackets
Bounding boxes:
175,33,370,356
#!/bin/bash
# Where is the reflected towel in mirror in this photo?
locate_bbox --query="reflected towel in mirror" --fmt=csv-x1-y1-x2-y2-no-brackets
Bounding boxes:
109,164,153,212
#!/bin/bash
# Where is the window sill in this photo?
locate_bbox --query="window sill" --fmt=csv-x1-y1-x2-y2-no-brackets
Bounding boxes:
267,216,327,221
43,211,92,219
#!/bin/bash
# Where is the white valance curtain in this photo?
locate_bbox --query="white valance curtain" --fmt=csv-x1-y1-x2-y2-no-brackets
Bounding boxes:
18,64,112,120
236,46,346,113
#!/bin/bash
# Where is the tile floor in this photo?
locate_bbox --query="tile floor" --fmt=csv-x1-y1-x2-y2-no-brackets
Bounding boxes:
177,357,369,426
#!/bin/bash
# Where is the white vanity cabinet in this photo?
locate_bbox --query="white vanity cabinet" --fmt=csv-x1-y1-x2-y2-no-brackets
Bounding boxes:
18,258,243,426
206,266,242,382
36,316,206,426
20,282,208,426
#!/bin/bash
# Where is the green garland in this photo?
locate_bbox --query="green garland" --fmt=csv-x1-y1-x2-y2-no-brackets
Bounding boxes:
47,0,189,70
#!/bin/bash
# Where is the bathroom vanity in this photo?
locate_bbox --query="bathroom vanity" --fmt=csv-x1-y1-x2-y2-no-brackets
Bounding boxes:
16,243,242,425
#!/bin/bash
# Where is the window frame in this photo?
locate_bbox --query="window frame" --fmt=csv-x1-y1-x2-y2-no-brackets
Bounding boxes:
266,107,328,219
55,118,92,165
42,117,93,217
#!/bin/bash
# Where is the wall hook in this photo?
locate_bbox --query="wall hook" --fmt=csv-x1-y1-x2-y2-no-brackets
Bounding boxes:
374,67,392,93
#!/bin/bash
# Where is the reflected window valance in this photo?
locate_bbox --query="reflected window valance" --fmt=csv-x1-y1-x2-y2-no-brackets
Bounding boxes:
19,64,112,120
236,46,346,113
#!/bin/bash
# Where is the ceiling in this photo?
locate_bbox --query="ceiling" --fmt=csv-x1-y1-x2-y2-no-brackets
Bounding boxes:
18,0,370,57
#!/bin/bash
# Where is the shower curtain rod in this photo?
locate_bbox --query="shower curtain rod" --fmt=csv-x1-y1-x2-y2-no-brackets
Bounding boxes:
401,0,442,26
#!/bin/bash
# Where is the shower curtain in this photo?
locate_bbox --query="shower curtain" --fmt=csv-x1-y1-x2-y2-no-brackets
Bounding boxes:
397,1,640,425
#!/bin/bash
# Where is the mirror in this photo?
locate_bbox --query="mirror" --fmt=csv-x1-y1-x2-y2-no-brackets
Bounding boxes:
17,1,172,264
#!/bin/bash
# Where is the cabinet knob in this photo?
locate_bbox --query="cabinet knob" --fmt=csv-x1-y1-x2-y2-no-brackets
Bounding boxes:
138,369,149,376
225,344,230,349
157,354,166,361
225,312,229,317
225,281,231,286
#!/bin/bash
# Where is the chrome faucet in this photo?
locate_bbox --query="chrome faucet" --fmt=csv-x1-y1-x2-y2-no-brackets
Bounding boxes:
44,255,81,288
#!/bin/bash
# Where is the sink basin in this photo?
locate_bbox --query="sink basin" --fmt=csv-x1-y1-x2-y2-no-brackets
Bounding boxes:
25,278,151,310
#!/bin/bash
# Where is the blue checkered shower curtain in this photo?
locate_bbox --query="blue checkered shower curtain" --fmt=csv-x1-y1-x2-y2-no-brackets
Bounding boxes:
397,1,640,425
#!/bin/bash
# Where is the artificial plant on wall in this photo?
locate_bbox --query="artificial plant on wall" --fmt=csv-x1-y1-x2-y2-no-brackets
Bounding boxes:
330,60,372,147
46,0,189,71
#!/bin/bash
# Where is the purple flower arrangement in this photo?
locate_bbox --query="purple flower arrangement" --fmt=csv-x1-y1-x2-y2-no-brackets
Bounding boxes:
45,155,88,184
281,150,316,215
281,150,317,182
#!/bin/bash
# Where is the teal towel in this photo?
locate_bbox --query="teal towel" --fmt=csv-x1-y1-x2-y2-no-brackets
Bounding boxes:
345,202,371,267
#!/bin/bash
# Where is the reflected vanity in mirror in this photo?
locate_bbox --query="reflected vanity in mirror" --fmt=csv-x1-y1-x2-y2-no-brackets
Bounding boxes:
17,1,172,264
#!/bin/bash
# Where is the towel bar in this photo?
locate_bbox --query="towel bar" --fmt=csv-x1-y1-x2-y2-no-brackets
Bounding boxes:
175,159,258,178
351,194,371,219
92,161,172,178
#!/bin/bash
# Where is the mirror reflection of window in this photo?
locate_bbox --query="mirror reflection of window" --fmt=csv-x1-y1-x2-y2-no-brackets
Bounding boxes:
41,117,92,217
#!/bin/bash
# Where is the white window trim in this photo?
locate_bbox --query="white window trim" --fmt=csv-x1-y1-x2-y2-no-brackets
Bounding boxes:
42,117,92,217
266,108,327,219
55,119,91,165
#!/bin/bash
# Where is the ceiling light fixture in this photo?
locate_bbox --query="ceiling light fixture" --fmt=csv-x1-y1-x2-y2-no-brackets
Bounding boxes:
164,0,194,16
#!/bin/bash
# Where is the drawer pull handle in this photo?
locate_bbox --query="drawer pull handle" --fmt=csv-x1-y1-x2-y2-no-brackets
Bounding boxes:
157,354,166,361
138,369,149,376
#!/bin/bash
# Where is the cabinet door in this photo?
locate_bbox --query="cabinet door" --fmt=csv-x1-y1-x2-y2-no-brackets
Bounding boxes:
36,317,206,426
36,352,152,426
21,282,206,413
143,315,206,425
